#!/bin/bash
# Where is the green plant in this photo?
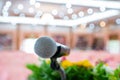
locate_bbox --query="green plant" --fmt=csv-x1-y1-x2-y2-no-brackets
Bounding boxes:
65,65,93,80
26,60,120,80
27,60,60,80
92,62,112,80
113,66,120,80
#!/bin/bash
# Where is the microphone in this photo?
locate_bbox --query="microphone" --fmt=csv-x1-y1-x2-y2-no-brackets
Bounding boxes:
34,36,70,58
34,36,69,80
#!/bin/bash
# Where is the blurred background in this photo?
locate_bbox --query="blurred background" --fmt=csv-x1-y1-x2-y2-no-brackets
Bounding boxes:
0,0,120,54
0,0,120,80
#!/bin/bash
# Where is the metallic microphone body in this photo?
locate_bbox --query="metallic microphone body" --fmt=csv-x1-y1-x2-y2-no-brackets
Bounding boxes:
34,36,70,58
34,36,69,80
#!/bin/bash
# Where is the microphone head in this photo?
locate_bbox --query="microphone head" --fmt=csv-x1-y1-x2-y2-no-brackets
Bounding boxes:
34,36,57,58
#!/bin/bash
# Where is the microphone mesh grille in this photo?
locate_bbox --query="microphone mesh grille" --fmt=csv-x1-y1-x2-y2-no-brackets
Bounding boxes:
34,36,57,58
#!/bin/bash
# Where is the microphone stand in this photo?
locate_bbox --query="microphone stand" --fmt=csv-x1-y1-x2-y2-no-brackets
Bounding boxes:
50,57,66,80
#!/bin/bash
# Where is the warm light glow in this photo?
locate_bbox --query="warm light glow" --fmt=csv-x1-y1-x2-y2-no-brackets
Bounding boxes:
100,21,106,27
73,10,119,26
80,24,86,29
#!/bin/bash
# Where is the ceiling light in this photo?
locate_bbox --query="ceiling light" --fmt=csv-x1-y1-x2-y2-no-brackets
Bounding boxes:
13,9,20,14
52,9,58,15
2,8,8,15
3,6,9,11
99,7,106,12
78,11,84,17
36,11,43,16
35,2,40,8
89,23,95,29
29,7,34,13
116,18,120,24
66,3,72,8
87,8,93,14
18,4,24,10
35,11,43,18
2,9,6,14
29,0,36,5
67,8,73,14
3,12,9,17
72,14,77,19
6,1,12,7
0,10,119,26
75,10,119,25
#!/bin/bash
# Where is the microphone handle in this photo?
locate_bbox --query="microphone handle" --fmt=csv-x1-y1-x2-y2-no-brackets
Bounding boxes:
50,58,66,80
58,67,66,80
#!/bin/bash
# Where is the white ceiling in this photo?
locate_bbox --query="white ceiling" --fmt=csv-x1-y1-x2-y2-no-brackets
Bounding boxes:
0,0,120,26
